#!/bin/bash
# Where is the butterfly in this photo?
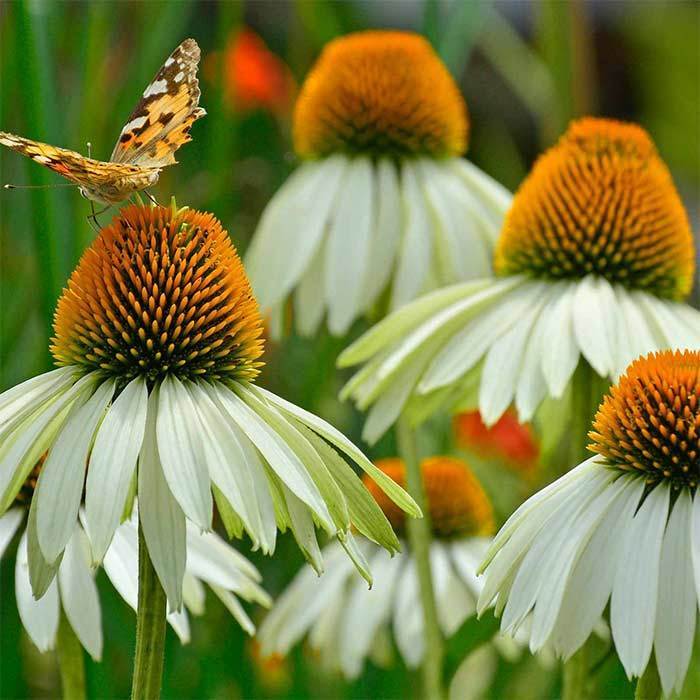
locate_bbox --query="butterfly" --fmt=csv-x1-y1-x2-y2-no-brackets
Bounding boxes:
0,38,205,208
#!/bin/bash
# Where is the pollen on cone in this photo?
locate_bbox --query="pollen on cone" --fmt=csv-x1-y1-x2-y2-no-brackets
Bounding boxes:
589,349,700,488
495,117,695,300
293,30,468,159
363,456,494,538
52,205,264,384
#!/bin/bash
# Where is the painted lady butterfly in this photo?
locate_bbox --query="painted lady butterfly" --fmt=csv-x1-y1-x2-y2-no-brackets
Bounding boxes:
0,38,205,206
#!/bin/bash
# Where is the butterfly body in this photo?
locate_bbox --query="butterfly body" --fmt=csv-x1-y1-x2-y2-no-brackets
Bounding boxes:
1,38,204,206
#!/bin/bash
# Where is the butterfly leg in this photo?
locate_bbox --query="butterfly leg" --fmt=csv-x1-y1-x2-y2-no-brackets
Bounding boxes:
87,204,109,232
144,190,159,206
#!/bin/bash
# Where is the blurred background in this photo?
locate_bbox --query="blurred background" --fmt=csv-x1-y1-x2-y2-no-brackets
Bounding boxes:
0,1,698,697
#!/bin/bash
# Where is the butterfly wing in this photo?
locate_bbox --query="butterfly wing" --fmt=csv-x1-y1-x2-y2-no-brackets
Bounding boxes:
110,38,205,167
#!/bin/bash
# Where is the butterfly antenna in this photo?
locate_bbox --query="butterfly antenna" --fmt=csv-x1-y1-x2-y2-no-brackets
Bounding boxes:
3,182,78,190
86,141,92,158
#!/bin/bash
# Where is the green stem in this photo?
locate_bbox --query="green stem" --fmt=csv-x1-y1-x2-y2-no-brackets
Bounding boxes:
562,639,593,700
131,522,167,700
635,656,662,700
396,416,444,700
56,612,86,700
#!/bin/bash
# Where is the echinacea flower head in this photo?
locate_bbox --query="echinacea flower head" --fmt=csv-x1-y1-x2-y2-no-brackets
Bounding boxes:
246,30,511,337
339,118,700,441
0,204,418,610
258,456,495,677
0,458,269,659
478,350,700,696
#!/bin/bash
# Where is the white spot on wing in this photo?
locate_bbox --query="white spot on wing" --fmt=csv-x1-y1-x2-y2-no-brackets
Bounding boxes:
164,56,175,67
0,137,20,146
32,155,52,164
174,71,184,83
121,115,148,135
143,79,168,98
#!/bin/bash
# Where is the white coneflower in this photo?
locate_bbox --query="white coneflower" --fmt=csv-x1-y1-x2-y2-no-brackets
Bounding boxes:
0,204,419,612
0,464,269,658
478,350,700,696
258,456,498,682
339,118,700,442
245,30,511,337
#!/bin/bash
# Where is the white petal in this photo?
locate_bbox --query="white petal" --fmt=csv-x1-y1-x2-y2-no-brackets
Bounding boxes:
611,483,670,678
431,543,474,636
167,608,190,644
0,507,24,557
214,385,332,530
392,557,424,667
612,286,661,375
339,547,402,678
211,585,256,635
102,518,139,611
36,379,115,563
572,276,618,378
654,490,696,696
324,156,375,334
138,388,186,611
182,572,206,615
540,282,580,397
692,494,700,609
0,373,96,513
479,291,547,425
390,162,432,310
514,303,549,422
552,476,645,659
58,528,102,660
283,483,324,573
447,158,512,235
16,531,59,652
421,281,539,391
361,158,402,310
250,385,421,518
294,237,327,337
245,156,346,310
85,377,148,563
155,376,212,530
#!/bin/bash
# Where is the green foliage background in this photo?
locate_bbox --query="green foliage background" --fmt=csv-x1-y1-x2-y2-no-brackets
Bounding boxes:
0,1,698,698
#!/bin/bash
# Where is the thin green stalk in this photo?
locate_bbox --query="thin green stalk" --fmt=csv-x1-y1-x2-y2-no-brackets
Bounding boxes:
56,612,86,700
635,656,662,700
562,639,592,700
396,416,444,700
131,522,167,700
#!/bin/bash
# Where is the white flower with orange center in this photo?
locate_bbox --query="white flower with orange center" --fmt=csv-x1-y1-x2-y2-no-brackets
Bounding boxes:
478,350,700,696
0,204,419,610
0,461,270,658
245,30,511,337
258,456,497,678
339,118,700,442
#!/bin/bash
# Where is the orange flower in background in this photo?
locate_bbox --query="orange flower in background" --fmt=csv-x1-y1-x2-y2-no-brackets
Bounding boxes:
248,639,291,693
206,28,296,115
453,410,539,473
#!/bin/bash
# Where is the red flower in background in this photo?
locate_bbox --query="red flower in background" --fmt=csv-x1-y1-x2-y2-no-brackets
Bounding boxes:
206,28,296,115
453,410,539,472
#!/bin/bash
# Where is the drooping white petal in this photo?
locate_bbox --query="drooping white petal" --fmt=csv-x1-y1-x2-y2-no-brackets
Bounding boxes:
692,494,700,608
514,298,550,421
654,490,696,696
611,483,670,678
58,528,102,660
283,483,324,574
155,375,212,531
138,389,186,611
85,376,148,563
479,290,547,426
210,585,256,635
540,282,580,398
338,279,491,368
613,286,661,376
391,161,432,310
294,237,327,337
0,373,97,513
361,158,402,310
450,538,490,598
572,276,619,378
15,531,59,652
339,547,402,678
101,517,139,610
36,379,115,563
420,280,536,392
552,476,645,659
182,573,206,615
251,385,421,518
392,557,424,667
431,543,475,636
0,507,24,558
245,156,347,310
324,156,375,334
214,385,332,530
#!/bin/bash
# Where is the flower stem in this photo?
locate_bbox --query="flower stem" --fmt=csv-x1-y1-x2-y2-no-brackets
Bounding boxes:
131,521,167,700
562,640,592,700
56,612,86,700
397,416,444,700
635,656,662,700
